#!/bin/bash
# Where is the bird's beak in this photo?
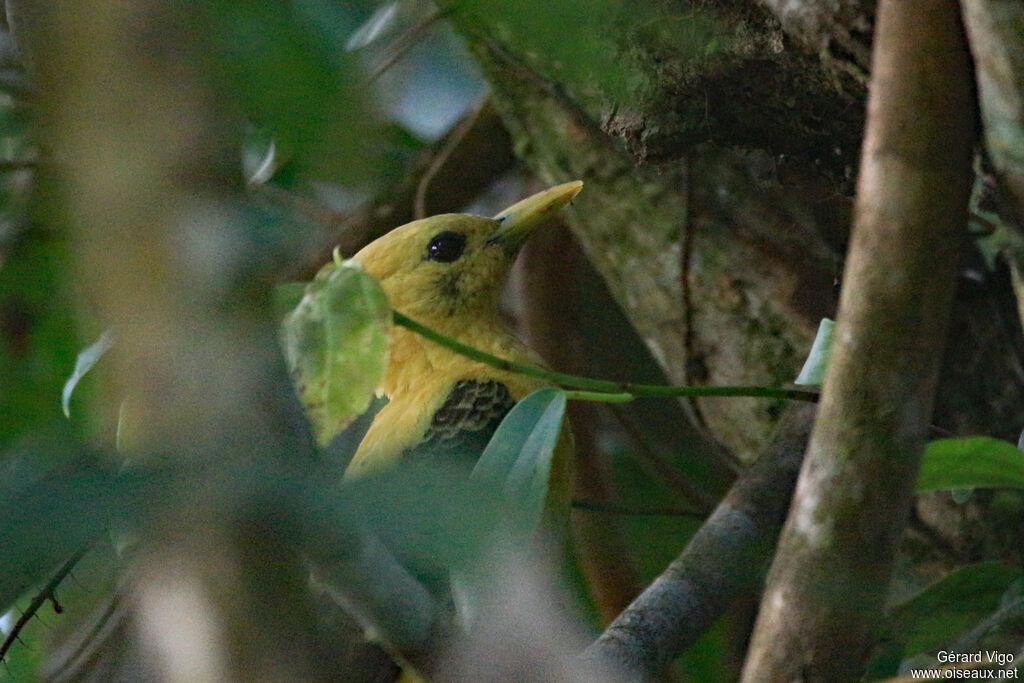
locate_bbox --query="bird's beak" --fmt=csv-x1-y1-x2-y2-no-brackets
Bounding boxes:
488,180,583,250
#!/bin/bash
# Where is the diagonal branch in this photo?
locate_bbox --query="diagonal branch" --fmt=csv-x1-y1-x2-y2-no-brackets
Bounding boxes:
581,406,814,681
0,544,90,662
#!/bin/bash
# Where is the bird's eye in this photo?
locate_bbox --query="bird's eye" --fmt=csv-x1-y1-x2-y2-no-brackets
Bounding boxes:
426,231,467,263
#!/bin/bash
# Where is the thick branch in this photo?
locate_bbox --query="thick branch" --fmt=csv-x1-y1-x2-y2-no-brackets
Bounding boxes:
741,1,976,680
582,405,814,681
961,0,1024,227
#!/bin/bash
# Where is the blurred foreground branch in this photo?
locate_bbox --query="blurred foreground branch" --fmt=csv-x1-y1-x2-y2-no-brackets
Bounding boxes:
24,0,343,678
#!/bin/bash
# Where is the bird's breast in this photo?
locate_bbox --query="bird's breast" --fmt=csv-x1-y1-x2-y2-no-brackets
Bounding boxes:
346,320,549,476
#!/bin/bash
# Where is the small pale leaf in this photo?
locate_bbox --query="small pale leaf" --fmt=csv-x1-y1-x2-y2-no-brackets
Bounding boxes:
61,330,115,418
795,318,834,386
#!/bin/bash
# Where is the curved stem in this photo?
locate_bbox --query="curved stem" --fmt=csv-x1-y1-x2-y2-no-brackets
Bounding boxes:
393,311,819,403
0,543,91,661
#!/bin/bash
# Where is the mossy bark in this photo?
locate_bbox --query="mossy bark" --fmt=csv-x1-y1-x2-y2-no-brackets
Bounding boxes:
450,1,1024,467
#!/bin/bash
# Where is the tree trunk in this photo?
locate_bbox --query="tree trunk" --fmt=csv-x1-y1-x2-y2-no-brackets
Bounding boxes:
448,0,1024,466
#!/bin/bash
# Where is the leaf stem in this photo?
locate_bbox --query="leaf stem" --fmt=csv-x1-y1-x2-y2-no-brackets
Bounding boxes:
572,499,707,518
393,311,819,403
0,544,91,661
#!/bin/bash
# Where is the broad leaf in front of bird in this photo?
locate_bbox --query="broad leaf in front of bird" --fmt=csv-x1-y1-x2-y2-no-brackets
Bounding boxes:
280,258,391,446
916,437,1024,492
471,387,567,535
452,389,566,628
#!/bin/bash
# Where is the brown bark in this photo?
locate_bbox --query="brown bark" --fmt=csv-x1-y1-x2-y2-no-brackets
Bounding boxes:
961,0,1024,226
450,7,850,465
758,0,876,81
741,0,976,680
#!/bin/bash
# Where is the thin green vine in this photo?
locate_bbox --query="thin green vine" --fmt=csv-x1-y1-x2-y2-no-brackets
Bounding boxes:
393,311,820,403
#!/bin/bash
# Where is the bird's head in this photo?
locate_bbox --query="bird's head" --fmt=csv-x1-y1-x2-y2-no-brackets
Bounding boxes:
352,181,583,323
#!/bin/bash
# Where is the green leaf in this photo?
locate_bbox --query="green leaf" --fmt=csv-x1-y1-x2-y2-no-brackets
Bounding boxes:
948,578,1024,654
280,259,391,446
61,330,115,418
200,0,380,182
471,388,567,534
0,229,81,449
272,281,308,320
342,464,498,587
794,318,834,386
916,437,1024,492
0,427,117,612
872,563,1024,678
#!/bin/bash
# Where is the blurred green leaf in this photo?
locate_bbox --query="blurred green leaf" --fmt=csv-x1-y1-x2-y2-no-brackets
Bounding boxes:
471,387,566,534
340,390,567,614
450,389,565,626
445,0,634,96
916,437,1024,492
947,577,1024,655
867,563,1024,677
316,395,386,481
280,258,391,446
341,464,497,586
273,281,308,319
200,0,380,182
894,563,1023,653
0,427,114,612
794,318,834,386
61,330,114,418
0,229,80,449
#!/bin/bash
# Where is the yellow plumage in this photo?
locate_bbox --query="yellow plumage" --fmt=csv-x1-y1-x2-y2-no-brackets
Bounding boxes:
344,182,583,521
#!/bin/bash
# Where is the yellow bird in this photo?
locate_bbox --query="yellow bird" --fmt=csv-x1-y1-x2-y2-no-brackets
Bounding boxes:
345,181,582,526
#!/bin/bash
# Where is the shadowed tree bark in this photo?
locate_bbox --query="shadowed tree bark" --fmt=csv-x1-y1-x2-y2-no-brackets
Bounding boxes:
741,0,976,679
447,0,1024,471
